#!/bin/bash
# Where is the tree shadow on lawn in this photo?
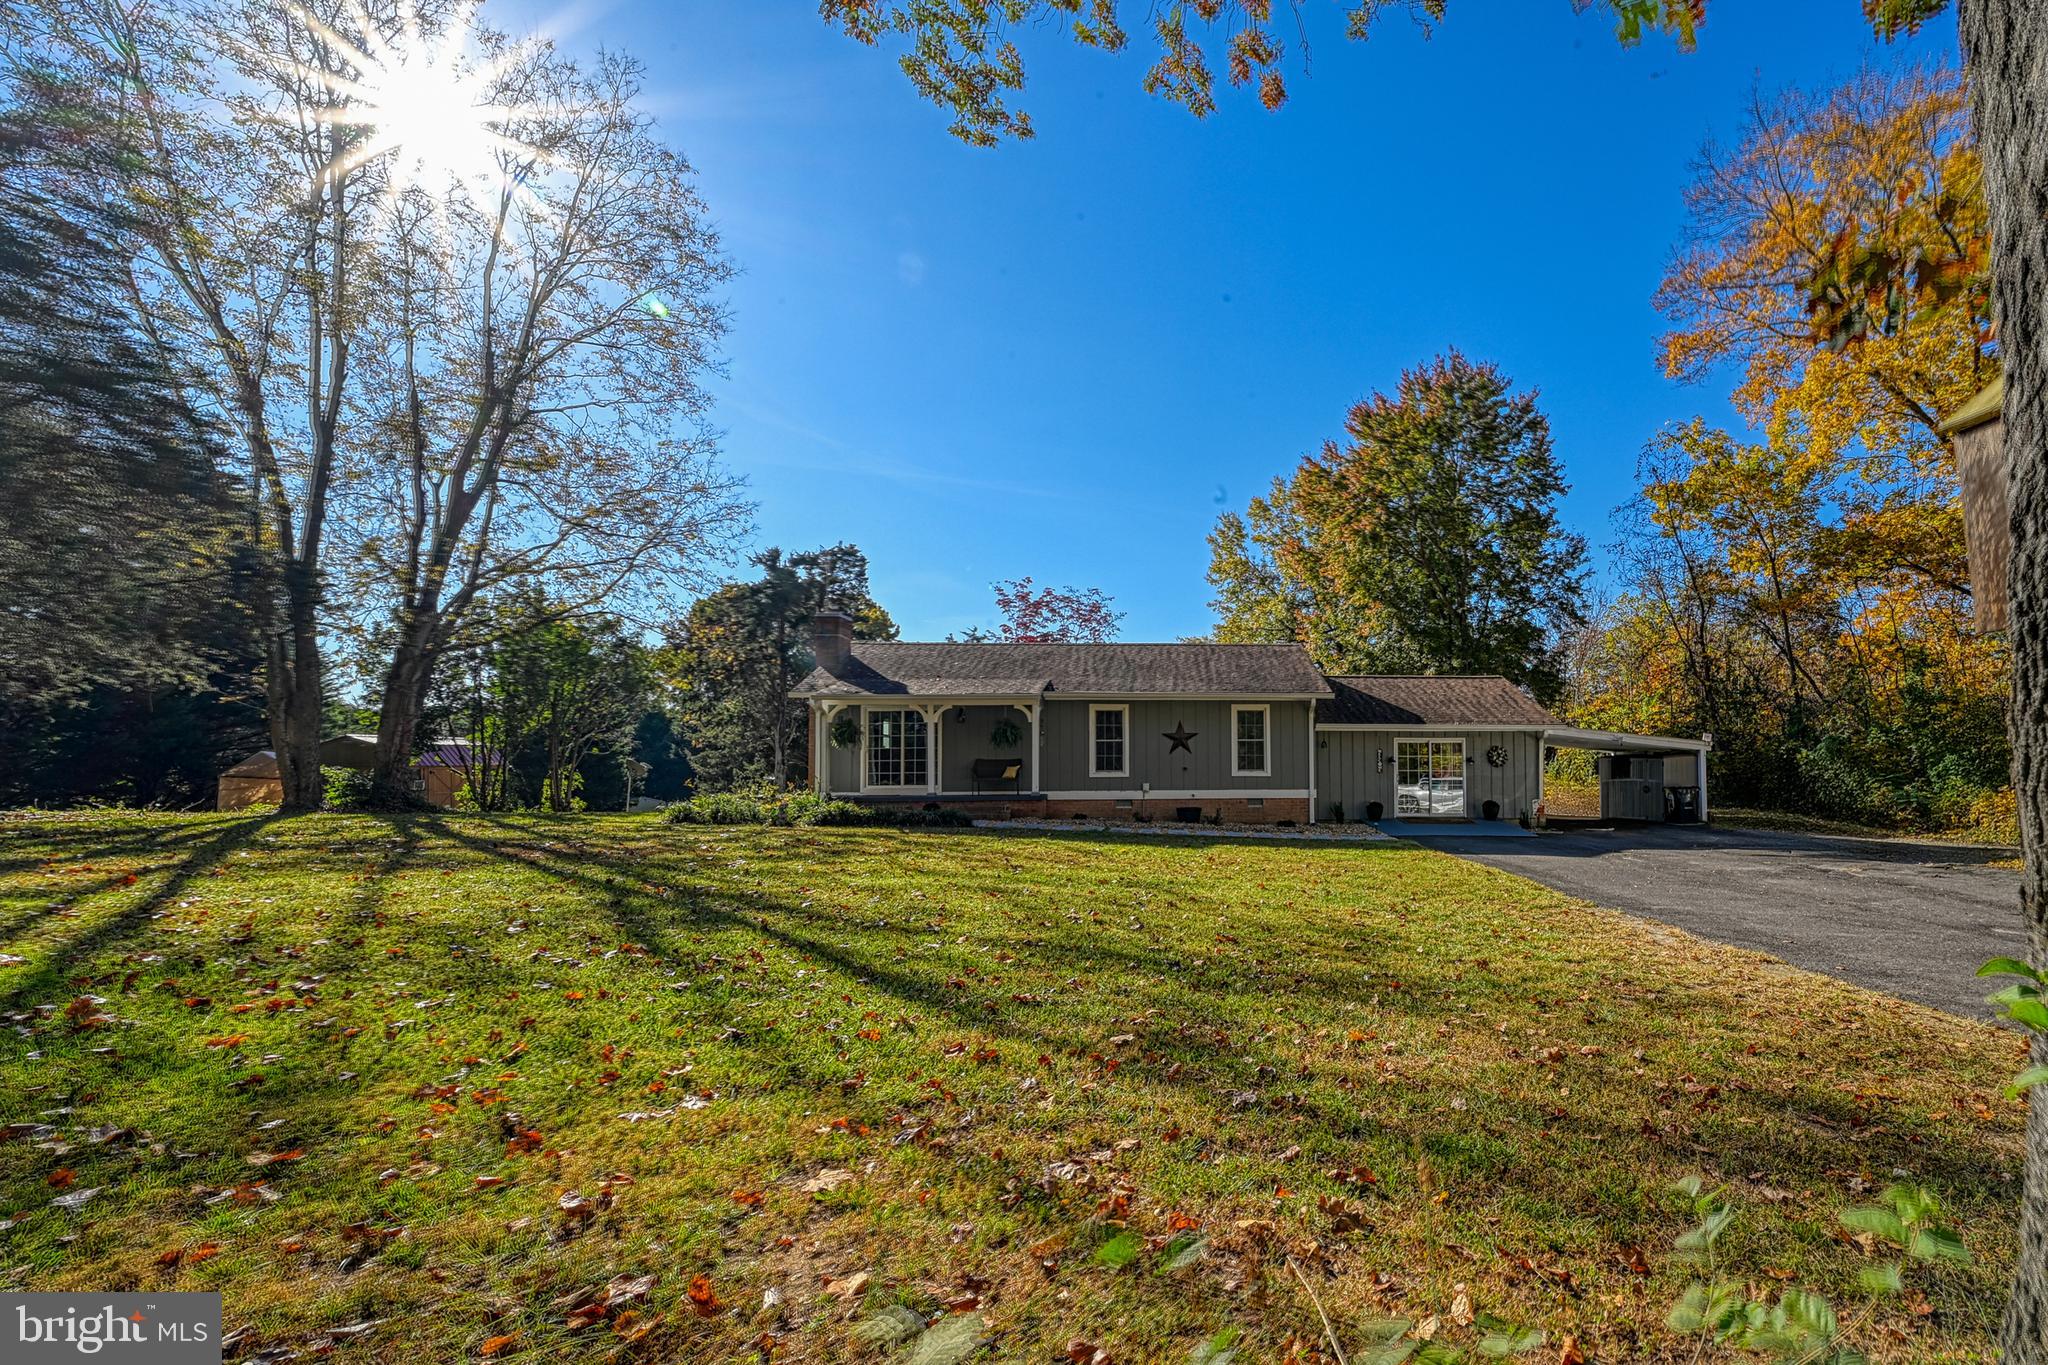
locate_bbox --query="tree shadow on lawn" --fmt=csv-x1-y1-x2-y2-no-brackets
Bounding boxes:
416,818,2017,1207
0,811,255,868
0,812,285,1014
0,812,2014,1338
0,818,277,934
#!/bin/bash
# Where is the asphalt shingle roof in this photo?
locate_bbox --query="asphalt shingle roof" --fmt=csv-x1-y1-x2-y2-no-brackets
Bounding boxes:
792,642,1331,699
1316,675,1557,728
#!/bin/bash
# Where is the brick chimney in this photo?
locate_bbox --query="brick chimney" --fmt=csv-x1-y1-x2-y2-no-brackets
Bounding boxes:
810,611,855,675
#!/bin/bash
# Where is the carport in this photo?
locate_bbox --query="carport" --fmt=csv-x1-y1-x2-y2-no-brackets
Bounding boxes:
1543,727,1711,824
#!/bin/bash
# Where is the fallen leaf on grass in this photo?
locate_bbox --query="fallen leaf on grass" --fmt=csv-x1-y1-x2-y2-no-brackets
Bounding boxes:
800,1168,855,1195
611,1309,662,1344
855,1305,926,1348
49,1187,101,1211
685,1274,724,1318
479,1333,519,1356
1094,1231,1141,1268
321,1318,384,1343
245,1149,303,1167
1188,1327,1242,1365
823,1271,870,1301
906,1313,986,1365
341,1221,403,1244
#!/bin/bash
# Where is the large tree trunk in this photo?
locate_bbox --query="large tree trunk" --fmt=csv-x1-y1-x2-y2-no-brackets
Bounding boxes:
371,609,443,806
269,574,325,812
1959,2,2048,1358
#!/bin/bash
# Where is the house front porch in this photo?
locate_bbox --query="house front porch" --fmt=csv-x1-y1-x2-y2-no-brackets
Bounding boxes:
809,697,1045,801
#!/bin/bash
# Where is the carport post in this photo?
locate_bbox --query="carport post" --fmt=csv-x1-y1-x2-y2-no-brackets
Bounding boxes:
1696,749,1710,823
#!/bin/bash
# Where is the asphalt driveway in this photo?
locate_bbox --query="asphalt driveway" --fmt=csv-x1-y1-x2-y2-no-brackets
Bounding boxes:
1422,823,2027,1017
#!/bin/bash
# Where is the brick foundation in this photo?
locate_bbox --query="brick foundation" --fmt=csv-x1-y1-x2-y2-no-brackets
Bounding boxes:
828,796,1312,825
830,798,1040,819
1037,798,1310,826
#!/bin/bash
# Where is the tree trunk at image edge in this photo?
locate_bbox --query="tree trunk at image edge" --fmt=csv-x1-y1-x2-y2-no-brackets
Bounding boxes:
1961,1,2048,1357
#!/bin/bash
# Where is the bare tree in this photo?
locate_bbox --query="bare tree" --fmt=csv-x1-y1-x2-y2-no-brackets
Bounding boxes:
6,0,745,808
335,33,746,803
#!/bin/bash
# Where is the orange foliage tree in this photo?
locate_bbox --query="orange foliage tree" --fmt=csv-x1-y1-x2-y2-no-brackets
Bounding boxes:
1558,66,2010,828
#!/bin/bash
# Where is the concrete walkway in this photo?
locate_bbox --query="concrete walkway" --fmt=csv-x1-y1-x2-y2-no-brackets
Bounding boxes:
1423,823,2025,1018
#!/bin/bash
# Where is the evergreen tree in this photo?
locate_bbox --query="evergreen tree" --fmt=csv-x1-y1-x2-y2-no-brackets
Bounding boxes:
665,544,895,791
0,87,265,806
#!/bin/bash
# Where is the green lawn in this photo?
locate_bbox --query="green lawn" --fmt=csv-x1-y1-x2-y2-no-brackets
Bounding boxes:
0,812,2026,1362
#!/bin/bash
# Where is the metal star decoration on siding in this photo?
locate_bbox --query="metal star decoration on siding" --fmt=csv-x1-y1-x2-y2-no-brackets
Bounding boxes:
1163,722,1198,753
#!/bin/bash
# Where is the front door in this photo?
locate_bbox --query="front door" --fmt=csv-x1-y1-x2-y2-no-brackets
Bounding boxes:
1395,739,1466,816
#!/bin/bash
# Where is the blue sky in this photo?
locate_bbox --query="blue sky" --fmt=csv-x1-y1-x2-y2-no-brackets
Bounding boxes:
513,1,1956,641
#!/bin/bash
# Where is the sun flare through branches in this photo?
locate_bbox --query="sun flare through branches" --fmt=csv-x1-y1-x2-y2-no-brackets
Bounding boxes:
285,0,545,224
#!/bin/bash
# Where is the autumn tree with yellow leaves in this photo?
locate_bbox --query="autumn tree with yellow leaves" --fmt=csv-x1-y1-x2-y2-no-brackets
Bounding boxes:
1560,66,2010,831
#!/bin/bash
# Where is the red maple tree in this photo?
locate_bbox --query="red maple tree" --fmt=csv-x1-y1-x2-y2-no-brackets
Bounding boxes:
986,577,1124,644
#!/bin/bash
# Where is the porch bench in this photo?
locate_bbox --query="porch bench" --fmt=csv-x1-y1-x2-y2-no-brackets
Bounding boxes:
970,757,1024,795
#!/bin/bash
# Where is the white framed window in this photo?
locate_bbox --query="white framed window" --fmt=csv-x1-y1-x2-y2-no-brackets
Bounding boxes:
866,709,929,788
1089,704,1128,777
1232,704,1270,776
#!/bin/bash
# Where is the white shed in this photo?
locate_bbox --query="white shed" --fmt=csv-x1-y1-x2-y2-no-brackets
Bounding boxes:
1543,727,1712,823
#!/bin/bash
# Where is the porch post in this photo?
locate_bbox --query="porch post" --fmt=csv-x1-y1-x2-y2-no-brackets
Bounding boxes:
1027,702,1041,795
817,703,839,795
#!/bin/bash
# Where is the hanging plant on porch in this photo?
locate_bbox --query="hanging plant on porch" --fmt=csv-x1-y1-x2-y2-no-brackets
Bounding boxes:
828,713,861,749
989,717,1022,749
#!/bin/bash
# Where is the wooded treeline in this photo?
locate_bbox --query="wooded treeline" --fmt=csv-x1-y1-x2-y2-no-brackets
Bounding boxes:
1569,65,2009,832
1203,64,2009,834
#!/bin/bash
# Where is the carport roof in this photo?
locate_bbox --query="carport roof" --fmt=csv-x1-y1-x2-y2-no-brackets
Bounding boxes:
1543,725,1711,753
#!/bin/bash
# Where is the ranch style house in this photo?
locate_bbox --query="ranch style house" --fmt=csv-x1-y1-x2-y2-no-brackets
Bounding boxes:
791,612,1710,827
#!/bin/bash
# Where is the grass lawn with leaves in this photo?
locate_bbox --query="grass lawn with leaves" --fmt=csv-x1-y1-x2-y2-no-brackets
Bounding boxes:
0,811,2027,1363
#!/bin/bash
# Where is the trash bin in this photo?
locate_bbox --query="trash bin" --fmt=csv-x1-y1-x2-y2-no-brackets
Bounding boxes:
1663,786,1700,823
